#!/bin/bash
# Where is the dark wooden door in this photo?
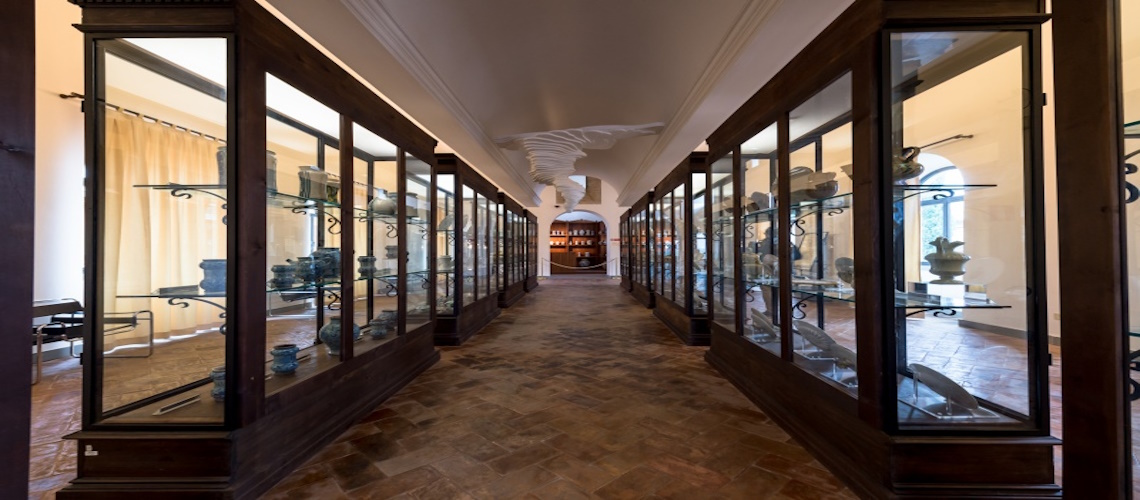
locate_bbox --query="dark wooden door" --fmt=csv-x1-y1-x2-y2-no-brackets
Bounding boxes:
0,1,36,497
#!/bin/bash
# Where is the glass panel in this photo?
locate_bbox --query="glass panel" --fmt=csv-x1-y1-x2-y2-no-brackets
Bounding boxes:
889,31,1033,427
477,194,490,297
263,73,343,397
711,153,736,333
672,185,686,308
1123,0,1140,484
693,174,708,314
350,124,399,357
436,174,456,315
463,185,476,303
496,203,503,292
96,37,228,423
787,74,856,394
741,124,779,353
405,154,432,332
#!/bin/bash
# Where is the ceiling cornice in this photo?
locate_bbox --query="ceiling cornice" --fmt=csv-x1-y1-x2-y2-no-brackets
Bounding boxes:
341,0,542,205
615,0,781,206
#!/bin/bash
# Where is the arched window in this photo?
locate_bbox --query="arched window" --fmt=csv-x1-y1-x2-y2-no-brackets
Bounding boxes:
917,154,965,279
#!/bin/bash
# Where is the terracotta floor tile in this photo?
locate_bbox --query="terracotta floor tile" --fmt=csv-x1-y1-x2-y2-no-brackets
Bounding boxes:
468,464,559,499
594,465,672,500
413,477,473,500
487,443,561,474
327,453,388,491
262,477,348,500
449,432,510,462
545,432,612,463
346,465,440,500
428,454,500,492
540,453,617,492
523,478,594,500
646,453,732,490
375,442,458,477
717,466,791,498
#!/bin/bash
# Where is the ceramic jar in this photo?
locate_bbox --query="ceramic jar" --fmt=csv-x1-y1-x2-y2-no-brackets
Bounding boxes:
368,310,397,340
318,317,361,356
209,366,225,402
269,344,299,375
357,255,378,279
199,259,227,293
385,245,399,259
892,146,924,183
369,189,398,216
298,166,328,200
312,247,340,279
266,150,278,195
326,174,341,203
270,264,295,289
290,256,319,283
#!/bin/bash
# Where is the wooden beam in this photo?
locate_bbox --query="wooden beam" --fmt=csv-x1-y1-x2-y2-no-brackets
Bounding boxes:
0,0,35,497
1053,0,1131,496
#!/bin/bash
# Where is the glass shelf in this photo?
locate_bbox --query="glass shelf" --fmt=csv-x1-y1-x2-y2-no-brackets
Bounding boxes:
744,279,1003,310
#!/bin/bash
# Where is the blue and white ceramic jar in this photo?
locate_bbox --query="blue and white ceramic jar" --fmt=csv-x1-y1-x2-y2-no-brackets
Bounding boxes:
318,317,361,356
199,259,227,293
209,366,225,402
269,344,299,375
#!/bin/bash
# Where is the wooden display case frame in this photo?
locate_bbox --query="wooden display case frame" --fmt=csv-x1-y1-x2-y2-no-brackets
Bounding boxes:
497,193,527,307
525,211,539,290
434,153,501,345
702,0,1058,497
652,153,711,345
63,1,440,498
629,192,655,309
620,211,632,291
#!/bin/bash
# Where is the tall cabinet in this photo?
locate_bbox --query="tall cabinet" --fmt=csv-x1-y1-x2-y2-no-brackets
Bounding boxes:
434,154,501,345
63,1,439,497
629,192,655,308
620,211,632,291
652,153,711,345
703,1,1056,496
498,193,527,307
525,211,539,290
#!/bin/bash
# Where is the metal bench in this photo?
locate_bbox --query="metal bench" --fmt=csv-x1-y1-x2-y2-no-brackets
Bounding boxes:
32,299,154,385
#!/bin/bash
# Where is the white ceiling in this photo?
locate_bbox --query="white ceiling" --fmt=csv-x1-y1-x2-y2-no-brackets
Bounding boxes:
264,0,854,206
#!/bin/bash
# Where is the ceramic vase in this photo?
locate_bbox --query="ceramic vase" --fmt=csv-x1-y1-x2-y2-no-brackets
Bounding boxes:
924,237,970,284
369,189,398,216
199,259,227,293
578,258,591,267
318,317,361,356
357,255,378,279
270,264,295,289
215,146,227,186
326,174,341,203
266,150,278,195
385,245,399,259
209,366,225,402
892,146,924,183
269,344,299,375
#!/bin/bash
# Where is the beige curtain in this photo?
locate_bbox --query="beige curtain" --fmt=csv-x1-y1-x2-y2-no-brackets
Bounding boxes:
103,110,227,349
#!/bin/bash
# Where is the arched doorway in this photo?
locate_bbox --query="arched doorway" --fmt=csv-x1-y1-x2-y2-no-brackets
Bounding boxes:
549,211,607,274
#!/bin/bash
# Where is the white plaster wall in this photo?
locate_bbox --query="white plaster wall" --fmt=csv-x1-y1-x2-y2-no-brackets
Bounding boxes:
530,180,627,278
34,1,85,302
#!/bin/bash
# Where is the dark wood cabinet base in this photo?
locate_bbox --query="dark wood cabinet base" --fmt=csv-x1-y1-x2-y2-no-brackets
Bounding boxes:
434,294,500,346
705,326,1059,499
652,298,709,346
630,282,655,309
498,282,526,308
58,325,440,500
525,276,539,291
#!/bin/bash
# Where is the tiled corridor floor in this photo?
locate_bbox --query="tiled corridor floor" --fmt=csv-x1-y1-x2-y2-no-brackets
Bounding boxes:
262,276,855,499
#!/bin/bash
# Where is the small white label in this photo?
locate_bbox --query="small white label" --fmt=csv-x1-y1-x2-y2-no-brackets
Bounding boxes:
84,445,99,457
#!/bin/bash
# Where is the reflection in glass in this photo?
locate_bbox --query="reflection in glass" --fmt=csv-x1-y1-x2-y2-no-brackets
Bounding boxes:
98,37,228,422
463,186,476,303
437,174,456,315
693,173,708,314
889,31,1033,426
406,154,432,332
710,154,736,334
786,73,855,393
351,123,399,357
1126,0,1140,487
741,124,779,354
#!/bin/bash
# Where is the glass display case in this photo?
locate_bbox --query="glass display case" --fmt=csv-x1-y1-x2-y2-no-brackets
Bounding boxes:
498,193,527,307
434,154,502,345
700,1,1055,496
525,211,539,290
65,3,440,498
629,192,655,308
620,211,632,291
651,153,711,345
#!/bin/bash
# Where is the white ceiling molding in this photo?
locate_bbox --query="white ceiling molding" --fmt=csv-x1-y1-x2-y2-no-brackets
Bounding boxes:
615,0,782,205
496,123,664,211
341,0,541,205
